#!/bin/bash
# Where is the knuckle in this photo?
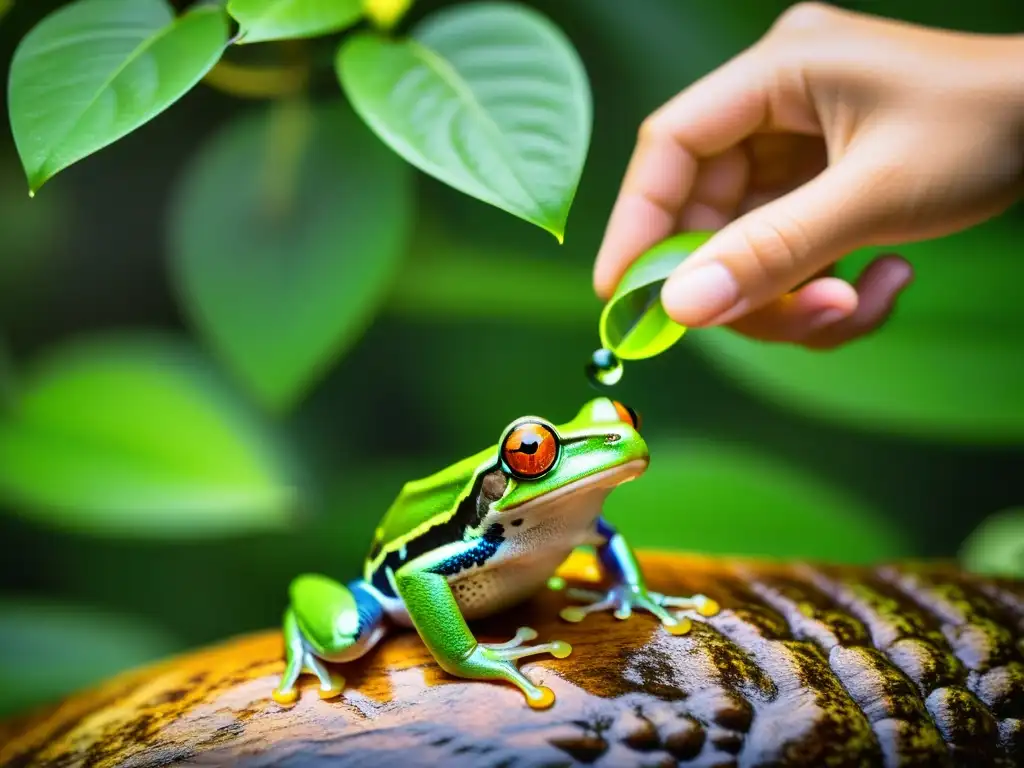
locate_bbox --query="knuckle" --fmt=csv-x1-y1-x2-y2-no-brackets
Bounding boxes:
772,2,837,34
739,211,814,282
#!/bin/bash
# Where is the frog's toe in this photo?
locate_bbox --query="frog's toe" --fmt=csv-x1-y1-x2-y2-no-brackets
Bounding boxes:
481,626,538,651
525,685,556,710
272,687,299,706
317,673,345,699
657,592,720,616
489,638,572,663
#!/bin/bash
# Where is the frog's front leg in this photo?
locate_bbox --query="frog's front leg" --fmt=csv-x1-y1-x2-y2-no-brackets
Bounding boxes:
556,517,719,634
394,543,571,710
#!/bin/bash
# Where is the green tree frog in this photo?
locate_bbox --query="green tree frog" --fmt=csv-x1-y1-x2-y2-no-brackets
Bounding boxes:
272,397,719,710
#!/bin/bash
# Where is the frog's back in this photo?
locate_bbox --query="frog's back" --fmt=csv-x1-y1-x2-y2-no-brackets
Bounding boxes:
367,444,497,558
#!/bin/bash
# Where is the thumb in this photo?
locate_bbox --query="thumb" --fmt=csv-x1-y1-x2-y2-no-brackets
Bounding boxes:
660,153,895,327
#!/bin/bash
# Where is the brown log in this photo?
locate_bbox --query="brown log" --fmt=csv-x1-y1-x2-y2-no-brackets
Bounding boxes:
1,551,1022,767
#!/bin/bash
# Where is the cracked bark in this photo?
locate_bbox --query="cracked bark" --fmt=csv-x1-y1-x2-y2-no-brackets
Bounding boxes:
1,551,1021,768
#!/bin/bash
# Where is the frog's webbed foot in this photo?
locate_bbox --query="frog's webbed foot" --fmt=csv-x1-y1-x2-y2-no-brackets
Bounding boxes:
469,627,571,710
558,585,719,635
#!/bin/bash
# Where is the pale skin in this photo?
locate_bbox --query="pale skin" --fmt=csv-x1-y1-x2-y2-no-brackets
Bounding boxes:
594,2,1024,349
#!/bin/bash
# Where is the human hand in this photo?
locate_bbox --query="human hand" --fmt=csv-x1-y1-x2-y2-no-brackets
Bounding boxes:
594,3,1024,349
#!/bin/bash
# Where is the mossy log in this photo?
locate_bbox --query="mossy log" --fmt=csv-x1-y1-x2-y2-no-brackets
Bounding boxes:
1,551,1022,767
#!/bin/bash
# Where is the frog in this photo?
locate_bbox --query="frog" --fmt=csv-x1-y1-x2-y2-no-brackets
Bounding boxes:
272,397,719,710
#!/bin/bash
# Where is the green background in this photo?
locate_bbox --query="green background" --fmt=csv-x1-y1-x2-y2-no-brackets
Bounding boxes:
0,0,1022,718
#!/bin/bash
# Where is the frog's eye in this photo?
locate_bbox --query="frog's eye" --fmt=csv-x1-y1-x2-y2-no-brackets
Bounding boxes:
501,422,559,479
612,400,642,431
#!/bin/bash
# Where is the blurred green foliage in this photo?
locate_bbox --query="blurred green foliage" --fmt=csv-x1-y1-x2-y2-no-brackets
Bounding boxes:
0,0,1022,719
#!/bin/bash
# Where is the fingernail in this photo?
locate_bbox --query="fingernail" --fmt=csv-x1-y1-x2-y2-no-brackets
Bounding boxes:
809,307,848,332
661,262,740,326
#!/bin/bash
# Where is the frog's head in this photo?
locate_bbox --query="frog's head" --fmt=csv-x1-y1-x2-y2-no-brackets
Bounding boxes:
481,397,649,517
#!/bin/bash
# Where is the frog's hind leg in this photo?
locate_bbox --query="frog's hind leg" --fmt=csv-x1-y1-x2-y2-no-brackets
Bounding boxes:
272,576,386,706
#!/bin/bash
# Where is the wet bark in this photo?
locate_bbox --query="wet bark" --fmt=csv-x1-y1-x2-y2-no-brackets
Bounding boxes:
1,551,1022,767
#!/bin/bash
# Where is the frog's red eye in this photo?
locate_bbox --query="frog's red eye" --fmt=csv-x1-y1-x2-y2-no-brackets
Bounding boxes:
612,401,641,431
501,422,559,479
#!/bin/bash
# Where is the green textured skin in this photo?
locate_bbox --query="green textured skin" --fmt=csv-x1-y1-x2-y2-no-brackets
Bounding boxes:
364,397,649,581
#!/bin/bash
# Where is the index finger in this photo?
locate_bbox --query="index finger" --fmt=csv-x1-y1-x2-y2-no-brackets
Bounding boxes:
593,47,775,301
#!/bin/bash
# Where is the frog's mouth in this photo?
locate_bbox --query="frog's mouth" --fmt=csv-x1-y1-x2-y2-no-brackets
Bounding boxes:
497,458,648,513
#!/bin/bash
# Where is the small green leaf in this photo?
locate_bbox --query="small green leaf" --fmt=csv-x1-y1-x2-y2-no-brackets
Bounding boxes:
0,333,299,538
8,0,228,194
227,0,363,45
606,438,911,564
960,508,1024,578
168,100,413,411
692,213,1024,444
337,2,592,242
598,233,711,360
0,598,179,717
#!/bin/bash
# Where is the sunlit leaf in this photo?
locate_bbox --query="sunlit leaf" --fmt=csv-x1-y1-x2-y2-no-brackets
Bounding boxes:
8,0,228,194
606,437,911,564
168,100,413,411
0,333,299,537
599,233,710,360
227,0,362,45
692,213,1024,444
337,2,591,242
960,508,1024,578
0,599,179,717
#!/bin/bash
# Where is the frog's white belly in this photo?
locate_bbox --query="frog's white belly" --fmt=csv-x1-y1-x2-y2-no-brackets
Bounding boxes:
383,461,644,626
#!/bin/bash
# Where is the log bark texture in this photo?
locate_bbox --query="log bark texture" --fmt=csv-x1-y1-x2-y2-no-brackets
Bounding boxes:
1,551,1022,768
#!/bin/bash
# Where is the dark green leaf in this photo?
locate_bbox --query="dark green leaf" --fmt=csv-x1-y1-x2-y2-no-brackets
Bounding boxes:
0,599,179,717
227,0,362,45
8,0,228,194
691,214,1024,444
386,216,595,325
960,508,1024,578
0,339,12,411
606,438,911,564
168,100,413,411
337,2,591,242
0,333,299,537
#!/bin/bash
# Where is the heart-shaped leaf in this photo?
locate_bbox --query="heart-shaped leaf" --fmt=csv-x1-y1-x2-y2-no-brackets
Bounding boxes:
0,599,180,717
692,212,1024,444
168,100,413,411
227,0,363,45
959,508,1024,578
0,333,299,537
336,2,592,242
8,0,228,194
605,438,911,564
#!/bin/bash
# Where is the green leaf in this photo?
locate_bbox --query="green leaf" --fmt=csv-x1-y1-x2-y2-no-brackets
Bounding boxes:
606,438,911,564
227,0,362,45
168,100,413,411
337,2,592,242
691,213,1024,444
387,215,595,326
0,338,13,411
598,233,711,360
0,598,179,717
0,333,299,538
959,508,1024,578
8,0,228,194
